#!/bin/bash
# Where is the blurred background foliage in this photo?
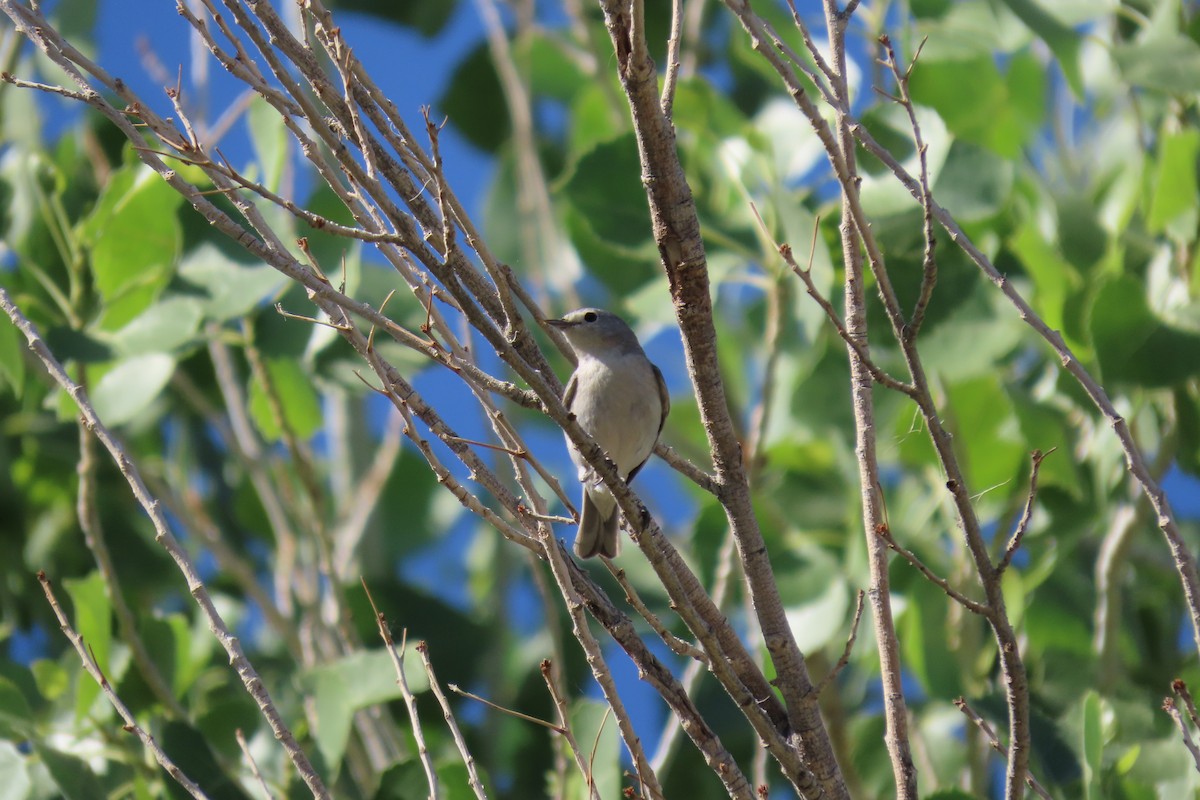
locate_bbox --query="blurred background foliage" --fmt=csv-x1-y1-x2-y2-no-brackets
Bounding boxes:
3,0,1200,798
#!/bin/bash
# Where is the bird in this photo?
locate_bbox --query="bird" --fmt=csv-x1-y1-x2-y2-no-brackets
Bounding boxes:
546,308,670,559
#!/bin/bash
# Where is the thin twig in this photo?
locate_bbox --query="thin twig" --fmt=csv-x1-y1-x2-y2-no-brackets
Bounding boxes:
36,572,212,800
236,729,277,800
448,684,564,733
876,34,936,340
816,590,866,695
998,448,1056,573
606,563,708,663
360,581,439,800
953,698,1054,800
661,0,684,117
418,642,490,800
0,287,331,800
1175,679,1200,730
875,524,989,616
750,204,912,396
540,659,600,800
75,414,187,719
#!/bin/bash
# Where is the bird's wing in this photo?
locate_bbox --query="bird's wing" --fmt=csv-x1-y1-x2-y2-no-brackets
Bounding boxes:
563,372,578,411
626,363,670,483
652,363,670,435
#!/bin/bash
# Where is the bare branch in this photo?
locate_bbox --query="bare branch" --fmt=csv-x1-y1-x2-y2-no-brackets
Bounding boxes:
954,698,1054,800
360,584,438,799
37,572,212,800
541,659,600,800
0,286,332,800
998,448,1056,573
817,590,867,695
236,729,277,800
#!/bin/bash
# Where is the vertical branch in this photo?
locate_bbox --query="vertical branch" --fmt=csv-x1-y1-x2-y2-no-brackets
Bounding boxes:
594,2,848,794
821,4,917,797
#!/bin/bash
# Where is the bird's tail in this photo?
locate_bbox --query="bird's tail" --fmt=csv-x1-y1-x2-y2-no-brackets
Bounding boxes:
575,489,620,559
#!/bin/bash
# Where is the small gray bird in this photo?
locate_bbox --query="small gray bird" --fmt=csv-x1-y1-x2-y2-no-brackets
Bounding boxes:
547,308,670,559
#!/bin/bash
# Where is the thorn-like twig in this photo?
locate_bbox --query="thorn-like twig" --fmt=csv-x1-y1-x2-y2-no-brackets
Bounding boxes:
954,697,1053,799
817,590,866,695
998,448,1056,573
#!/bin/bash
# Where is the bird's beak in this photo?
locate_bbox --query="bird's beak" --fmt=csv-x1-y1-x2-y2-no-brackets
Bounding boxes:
546,318,571,329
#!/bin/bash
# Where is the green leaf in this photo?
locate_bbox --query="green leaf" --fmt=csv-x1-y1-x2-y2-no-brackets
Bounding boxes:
931,140,1013,221
176,242,287,322
1001,567,1025,630
672,77,749,141
521,33,588,102
0,676,31,739
110,296,204,356
89,353,177,427
560,133,651,249
30,660,69,702
246,97,288,194
299,649,428,772
1176,387,1200,476
564,699,620,799
908,52,1044,157
785,575,850,653
945,374,1026,494
440,43,508,153
140,613,206,700
372,760,433,800
1090,274,1200,386
247,357,323,442
87,166,183,329
901,576,965,699
328,0,457,36
0,741,32,800
1114,34,1200,95
926,791,983,800
1009,222,1085,350
997,0,1083,95
0,313,25,398
1009,388,1081,496
64,572,110,721
568,83,626,158
1147,129,1200,234
33,743,104,800
160,720,253,800
1056,191,1108,271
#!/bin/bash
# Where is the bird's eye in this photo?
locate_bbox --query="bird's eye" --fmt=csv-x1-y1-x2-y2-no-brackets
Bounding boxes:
583,311,598,323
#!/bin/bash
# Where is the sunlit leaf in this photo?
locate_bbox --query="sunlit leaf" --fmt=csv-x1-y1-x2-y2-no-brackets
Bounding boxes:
299,649,428,772
997,0,1083,95
87,166,182,329
247,356,323,441
0,741,32,800
1114,34,1200,94
176,242,286,322
110,296,204,357
1147,129,1200,234
89,353,177,427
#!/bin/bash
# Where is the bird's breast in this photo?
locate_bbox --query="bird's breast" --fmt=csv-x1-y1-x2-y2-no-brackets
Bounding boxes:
567,354,662,476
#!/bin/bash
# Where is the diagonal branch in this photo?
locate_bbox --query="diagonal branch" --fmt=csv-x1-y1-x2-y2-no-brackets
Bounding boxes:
0,287,331,799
